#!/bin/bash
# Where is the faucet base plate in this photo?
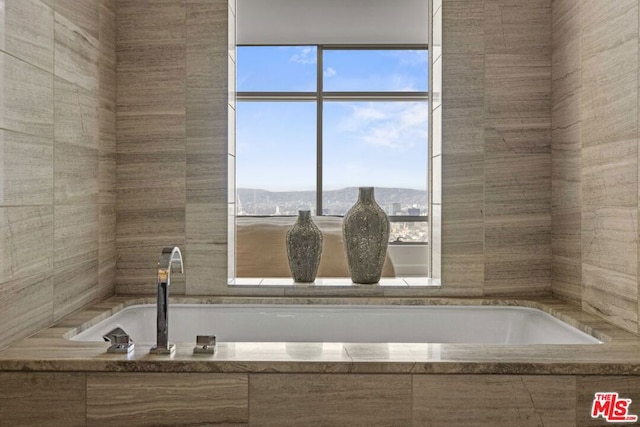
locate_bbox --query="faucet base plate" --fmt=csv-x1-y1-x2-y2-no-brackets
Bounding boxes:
149,343,175,355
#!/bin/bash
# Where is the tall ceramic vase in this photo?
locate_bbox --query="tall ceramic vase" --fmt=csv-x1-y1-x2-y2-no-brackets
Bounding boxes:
342,187,390,284
286,210,323,282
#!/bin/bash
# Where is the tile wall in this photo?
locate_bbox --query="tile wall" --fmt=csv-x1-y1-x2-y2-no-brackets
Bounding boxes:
114,0,554,298
1,371,633,426
115,0,231,295
0,0,116,349
551,0,640,334
441,0,552,296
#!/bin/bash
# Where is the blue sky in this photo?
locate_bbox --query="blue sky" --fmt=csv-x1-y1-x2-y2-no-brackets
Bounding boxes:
236,46,429,192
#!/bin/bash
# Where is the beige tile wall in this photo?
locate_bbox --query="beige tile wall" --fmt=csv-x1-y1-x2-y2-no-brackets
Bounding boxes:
551,0,640,334
5,371,637,426
114,0,554,298
0,0,116,349
116,0,231,295
442,0,552,296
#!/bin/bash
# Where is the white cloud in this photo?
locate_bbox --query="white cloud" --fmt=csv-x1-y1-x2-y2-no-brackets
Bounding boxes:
337,103,428,150
290,46,316,64
323,67,337,78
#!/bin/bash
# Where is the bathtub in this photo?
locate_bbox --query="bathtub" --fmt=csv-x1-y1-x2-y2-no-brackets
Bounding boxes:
70,304,601,345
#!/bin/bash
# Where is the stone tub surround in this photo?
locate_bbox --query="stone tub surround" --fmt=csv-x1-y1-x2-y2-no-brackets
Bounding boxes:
0,296,638,374
2,298,640,425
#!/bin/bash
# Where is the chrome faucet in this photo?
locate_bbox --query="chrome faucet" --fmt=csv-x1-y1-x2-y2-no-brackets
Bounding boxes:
150,246,183,354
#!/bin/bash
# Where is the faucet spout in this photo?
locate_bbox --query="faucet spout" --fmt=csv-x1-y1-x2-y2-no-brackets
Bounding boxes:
150,246,183,354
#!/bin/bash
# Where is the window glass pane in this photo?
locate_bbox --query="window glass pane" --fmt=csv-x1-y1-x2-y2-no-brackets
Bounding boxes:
322,102,428,217
236,102,316,215
237,46,317,92
323,50,428,92
390,221,429,243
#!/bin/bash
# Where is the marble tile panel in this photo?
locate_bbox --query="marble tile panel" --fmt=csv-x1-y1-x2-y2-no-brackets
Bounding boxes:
54,11,100,94
0,372,86,426
99,203,116,283
441,252,484,291
581,70,637,150
583,263,638,334
484,151,551,217
0,273,53,348
186,1,228,88
577,376,640,426
99,151,116,205
552,255,582,306
551,138,581,211
0,206,53,282
484,0,551,54
551,38,581,112
186,202,227,244
551,208,581,259
186,153,226,204
55,0,99,40
581,0,637,64
54,203,99,267
552,0,581,48
116,158,185,211
3,0,54,72
581,139,637,207
0,129,53,205
442,202,484,246
54,142,99,204
87,373,248,426
485,54,550,120
117,0,185,43
117,113,185,153
101,0,116,14
98,84,116,152
0,53,54,138
442,152,484,205
413,375,575,426
249,374,412,426
116,208,186,294
582,207,637,275
53,258,99,321
99,0,116,58
54,77,100,149
185,245,228,295
186,90,227,145
442,0,484,54
117,67,186,114
442,54,484,110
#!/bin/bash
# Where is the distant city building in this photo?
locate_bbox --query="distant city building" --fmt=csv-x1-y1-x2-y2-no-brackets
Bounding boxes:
408,208,421,216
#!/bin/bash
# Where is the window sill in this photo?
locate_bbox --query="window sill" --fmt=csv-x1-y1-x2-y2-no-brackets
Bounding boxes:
228,277,440,288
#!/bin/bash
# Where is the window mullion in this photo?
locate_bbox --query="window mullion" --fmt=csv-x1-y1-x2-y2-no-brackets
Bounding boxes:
317,45,323,216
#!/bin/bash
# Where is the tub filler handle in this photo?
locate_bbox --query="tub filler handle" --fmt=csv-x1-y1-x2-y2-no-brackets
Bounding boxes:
103,328,134,354
150,246,184,355
193,335,216,354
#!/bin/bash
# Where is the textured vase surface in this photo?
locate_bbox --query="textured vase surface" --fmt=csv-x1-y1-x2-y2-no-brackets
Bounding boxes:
342,187,390,284
286,210,323,282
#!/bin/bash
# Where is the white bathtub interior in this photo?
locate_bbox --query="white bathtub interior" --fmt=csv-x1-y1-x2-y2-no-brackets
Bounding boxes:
70,304,601,345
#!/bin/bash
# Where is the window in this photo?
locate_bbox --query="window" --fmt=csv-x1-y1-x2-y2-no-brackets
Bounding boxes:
236,46,429,243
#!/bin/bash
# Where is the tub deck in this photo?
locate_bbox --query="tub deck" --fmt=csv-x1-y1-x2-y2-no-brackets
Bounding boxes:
3,297,640,425
0,296,638,375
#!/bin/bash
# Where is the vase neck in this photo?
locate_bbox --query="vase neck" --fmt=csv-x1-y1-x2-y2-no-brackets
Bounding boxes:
298,210,312,222
358,187,375,204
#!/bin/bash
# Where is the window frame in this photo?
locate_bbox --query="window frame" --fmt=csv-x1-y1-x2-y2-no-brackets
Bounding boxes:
236,44,430,244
